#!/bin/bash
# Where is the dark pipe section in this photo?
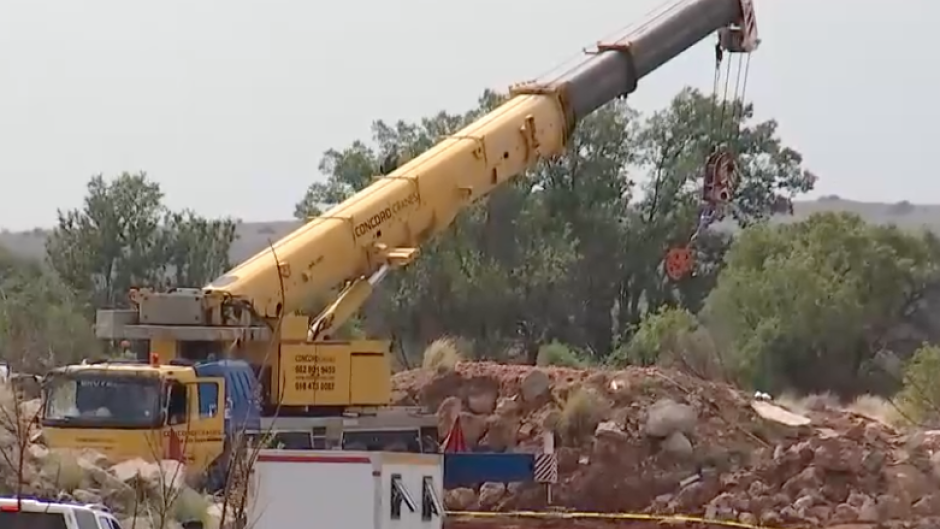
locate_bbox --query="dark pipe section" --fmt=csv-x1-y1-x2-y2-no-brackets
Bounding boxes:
561,0,742,122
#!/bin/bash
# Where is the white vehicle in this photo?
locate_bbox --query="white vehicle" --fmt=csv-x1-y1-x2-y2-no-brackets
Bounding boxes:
0,497,124,529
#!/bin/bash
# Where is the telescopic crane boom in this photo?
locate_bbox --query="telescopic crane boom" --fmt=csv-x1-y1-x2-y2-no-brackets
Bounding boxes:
96,0,759,423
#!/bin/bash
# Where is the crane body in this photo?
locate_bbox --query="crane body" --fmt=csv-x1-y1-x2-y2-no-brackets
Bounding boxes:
46,0,760,466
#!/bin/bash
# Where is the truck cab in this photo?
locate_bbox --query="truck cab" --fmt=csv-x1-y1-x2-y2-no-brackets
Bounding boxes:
41,358,259,481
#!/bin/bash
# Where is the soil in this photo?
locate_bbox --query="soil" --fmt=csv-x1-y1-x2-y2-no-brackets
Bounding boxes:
393,362,940,528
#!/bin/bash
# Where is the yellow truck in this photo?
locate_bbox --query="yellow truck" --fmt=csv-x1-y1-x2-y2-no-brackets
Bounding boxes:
41,358,256,486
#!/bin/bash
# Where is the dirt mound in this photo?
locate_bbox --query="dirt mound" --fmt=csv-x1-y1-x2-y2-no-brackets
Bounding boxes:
393,362,940,528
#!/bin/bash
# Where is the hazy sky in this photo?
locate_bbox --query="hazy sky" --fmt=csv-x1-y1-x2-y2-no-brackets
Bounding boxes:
0,0,935,230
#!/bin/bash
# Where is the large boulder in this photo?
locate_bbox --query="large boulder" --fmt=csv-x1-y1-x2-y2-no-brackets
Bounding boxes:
644,398,697,438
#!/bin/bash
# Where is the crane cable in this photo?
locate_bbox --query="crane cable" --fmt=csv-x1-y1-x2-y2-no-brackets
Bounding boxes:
664,35,752,282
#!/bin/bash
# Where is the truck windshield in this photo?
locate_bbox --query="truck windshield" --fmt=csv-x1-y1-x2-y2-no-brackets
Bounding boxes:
43,374,161,428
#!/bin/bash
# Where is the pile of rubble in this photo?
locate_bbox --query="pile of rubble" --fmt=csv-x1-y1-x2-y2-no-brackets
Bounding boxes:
393,362,940,528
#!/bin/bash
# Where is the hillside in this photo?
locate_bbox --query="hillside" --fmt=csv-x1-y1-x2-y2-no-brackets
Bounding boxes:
0,197,934,264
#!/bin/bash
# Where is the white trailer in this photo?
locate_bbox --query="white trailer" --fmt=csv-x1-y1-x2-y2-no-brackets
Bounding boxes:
248,450,444,529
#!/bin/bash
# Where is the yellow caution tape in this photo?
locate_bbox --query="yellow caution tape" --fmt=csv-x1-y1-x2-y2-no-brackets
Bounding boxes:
446,510,781,529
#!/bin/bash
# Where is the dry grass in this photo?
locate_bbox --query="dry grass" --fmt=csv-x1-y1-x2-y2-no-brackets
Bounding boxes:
171,486,212,524
40,452,84,492
847,394,905,427
775,391,840,415
422,337,463,374
558,388,607,445
775,391,905,427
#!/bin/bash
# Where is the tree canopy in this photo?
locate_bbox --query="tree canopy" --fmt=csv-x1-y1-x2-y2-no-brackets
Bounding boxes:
45,172,238,309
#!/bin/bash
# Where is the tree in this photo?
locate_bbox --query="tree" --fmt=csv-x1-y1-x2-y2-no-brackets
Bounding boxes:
703,212,940,396
613,88,815,339
163,210,238,288
45,172,239,309
296,87,815,363
0,245,97,371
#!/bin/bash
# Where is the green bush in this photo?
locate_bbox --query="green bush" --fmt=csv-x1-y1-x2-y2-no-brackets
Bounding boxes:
896,344,940,424
609,306,698,367
536,341,588,368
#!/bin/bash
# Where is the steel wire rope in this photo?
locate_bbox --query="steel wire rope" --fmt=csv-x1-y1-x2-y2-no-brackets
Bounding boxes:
707,41,725,142
732,53,752,137
726,53,746,144
716,57,734,142
533,0,688,85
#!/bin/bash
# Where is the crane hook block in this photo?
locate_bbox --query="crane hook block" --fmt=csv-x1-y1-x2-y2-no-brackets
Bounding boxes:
665,246,694,281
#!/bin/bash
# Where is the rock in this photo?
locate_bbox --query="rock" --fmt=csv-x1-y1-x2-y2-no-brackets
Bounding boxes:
594,420,620,435
480,414,517,452
458,412,488,446
855,496,880,523
672,482,711,511
28,443,49,461
812,437,862,472
72,488,102,504
759,510,783,526
783,466,821,495
806,505,832,524
465,377,499,415
793,494,815,511
751,400,810,426
110,459,186,491
644,398,697,438
591,427,630,462
478,482,506,509
883,464,932,507
913,494,940,517
877,493,908,520
704,492,735,520
661,431,694,459
862,449,886,473
520,370,550,403
748,480,770,497
445,488,477,510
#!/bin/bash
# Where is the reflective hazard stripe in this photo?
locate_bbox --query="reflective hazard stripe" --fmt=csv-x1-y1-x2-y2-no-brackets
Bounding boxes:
534,453,557,483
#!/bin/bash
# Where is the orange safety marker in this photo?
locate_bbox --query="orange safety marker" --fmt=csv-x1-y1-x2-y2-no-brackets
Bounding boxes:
442,414,468,453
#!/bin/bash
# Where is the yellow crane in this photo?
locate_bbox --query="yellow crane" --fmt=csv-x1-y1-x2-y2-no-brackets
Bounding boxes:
42,0,760,466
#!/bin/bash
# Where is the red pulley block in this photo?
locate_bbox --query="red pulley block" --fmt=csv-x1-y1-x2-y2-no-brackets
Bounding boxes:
665,246,694,281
